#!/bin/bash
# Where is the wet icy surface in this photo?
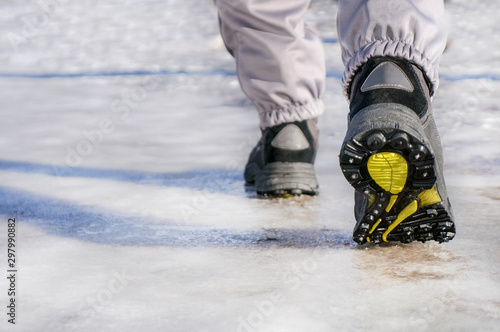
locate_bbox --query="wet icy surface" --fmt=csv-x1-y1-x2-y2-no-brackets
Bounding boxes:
0,0,499,331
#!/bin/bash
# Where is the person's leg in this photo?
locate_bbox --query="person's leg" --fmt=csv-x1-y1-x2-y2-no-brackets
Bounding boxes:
216,0,325,195
337,0,455,244
337,0,447,97
216,0,325,128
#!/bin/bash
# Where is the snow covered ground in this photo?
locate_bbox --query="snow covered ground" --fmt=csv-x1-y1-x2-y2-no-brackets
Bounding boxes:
0,0,499,331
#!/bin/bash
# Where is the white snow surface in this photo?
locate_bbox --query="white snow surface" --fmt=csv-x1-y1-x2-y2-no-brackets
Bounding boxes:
0,0,499,331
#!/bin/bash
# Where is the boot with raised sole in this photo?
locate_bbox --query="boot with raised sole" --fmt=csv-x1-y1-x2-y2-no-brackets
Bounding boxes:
339,57,456,244
245,119,319,196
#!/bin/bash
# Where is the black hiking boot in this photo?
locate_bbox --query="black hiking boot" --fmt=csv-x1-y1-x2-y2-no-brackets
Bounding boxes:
245,119,319,196
339,57,456,244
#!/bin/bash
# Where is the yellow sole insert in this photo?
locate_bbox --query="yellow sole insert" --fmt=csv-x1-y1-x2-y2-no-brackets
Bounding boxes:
385,195,399,213
369,218,383,234
367,194,399,235
382,200,419,242
418,186,441,207
367,152,408,194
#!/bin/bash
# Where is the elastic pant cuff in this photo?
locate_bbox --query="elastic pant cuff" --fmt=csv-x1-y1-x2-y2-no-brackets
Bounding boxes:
342,40,439,98
258,99,324,128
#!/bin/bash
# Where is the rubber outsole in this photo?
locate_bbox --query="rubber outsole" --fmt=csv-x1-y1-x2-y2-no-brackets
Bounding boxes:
339,107,456,245
253,162,319,196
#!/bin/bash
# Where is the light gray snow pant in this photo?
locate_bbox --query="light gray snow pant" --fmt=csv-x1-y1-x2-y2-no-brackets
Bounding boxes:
216,0,447,128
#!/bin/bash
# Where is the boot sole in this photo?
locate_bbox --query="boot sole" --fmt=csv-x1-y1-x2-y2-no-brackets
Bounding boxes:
339,104,456,245
254,162,319,196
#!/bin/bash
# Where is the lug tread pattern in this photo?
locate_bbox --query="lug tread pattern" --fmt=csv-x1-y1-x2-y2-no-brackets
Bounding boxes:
340,128,456,245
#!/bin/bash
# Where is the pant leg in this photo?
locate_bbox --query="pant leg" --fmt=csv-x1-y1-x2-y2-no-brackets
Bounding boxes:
337,0,447,97
216,0,325,128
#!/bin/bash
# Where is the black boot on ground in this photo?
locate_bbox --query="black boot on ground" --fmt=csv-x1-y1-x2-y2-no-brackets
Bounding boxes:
339,57,456,245
245,119,319,196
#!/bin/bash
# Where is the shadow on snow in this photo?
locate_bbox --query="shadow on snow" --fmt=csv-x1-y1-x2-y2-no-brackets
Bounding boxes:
0,160,354,248
0,159,243,193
